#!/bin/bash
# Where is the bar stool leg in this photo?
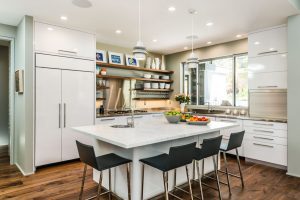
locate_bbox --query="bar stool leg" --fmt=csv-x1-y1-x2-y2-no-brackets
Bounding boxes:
223,152,232,194
236,149,244,187
173,169,177,191
97,171,103,200
108,169,112,200
126,163,131,200
202,159,205,176
79,164,87,200
196,161,204,200
141,164,145,200
213,156,222,200
163,172,169,200
185,165,194,200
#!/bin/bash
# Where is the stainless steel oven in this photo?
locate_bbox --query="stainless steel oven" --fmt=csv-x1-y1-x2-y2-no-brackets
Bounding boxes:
249,89,287,120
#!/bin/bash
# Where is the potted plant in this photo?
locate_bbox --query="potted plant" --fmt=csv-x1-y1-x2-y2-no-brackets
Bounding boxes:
175,94,190,113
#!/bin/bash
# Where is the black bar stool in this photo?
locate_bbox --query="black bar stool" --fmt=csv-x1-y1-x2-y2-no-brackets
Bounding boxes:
219,131,245,194
140,142,197,200
76,141,132,200
194,136,223,200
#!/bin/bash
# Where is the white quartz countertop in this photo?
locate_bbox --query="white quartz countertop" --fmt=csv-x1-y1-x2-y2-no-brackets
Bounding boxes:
73,119,237,149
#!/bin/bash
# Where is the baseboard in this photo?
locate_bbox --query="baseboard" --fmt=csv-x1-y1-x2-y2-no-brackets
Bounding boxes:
245,158,287,170
286,172,300,178
15,163,34,176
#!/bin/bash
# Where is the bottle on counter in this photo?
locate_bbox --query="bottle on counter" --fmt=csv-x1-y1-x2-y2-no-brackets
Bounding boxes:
100,105,105,115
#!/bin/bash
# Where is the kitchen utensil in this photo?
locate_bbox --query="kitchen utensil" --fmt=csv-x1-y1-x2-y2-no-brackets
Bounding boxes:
164,115,181,124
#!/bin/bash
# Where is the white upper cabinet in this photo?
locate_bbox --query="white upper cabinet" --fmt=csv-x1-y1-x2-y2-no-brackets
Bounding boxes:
34,22,95,60
248,53,287,73
248,26,287,58
248,71,287,90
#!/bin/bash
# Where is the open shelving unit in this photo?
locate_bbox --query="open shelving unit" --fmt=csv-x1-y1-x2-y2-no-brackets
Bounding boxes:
96,75,173,83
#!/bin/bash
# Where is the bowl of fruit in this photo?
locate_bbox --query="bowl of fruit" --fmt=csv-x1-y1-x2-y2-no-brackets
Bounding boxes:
164,111,182,124
186,116,211,125
180,113,192,122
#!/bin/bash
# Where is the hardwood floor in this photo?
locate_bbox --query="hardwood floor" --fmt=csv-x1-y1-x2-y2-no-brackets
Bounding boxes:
0,146,300,200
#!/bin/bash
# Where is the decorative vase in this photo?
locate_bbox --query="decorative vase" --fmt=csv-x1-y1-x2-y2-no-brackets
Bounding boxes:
151,59,156,69
180,103,186,113
161,55,166,70
155,57,160,70
146,57,152,69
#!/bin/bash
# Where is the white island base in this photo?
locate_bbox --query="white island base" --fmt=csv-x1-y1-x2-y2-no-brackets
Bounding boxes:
74,118,237,200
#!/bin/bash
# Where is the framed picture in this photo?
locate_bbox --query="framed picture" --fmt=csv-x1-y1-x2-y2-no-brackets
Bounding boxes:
108,52,124,65
15,69,24,94
96,50,107,63
125,55,139,67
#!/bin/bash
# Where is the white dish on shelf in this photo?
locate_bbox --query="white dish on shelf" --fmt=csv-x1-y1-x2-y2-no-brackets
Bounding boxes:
152,75,160,79
159,83,166,89
161,75,169,80
144,74,151,79
151,82,159,89
144,82,151,89
165,84,170,89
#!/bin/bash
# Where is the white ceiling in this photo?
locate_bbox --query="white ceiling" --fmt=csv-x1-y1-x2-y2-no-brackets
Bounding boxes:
0,0,298,54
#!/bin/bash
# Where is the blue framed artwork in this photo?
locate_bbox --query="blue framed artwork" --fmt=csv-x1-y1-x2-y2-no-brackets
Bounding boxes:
108,52,124,65
96,50,107,63
125,54,139,67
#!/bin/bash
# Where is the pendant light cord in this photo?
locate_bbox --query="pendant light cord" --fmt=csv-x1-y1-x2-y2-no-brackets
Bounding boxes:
138,0,141,42
191,13,194,54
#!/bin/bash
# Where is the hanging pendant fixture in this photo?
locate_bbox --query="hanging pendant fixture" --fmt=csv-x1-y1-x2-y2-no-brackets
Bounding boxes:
133,0,147,60
186,9,199,68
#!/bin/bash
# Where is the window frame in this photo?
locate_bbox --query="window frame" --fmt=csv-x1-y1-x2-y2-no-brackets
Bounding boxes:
181,53,248,107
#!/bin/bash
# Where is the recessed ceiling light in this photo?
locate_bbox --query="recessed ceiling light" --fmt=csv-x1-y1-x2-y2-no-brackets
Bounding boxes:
206,22,214,26
236,34,242,38
47,27,54,31
60,16,68,21
168,6,176,12
72,0,92,8
115,30,122,34
152,39,158,42
207,41,212,45
184,46,188,50
254,41,260,45
281,54,287,57
269,48,275,51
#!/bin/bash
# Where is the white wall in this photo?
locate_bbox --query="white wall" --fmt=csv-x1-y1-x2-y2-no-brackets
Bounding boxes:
0,45,9,146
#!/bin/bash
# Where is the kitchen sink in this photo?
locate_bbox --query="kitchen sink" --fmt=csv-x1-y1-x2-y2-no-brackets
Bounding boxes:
110,125,132,128
193,109,225,114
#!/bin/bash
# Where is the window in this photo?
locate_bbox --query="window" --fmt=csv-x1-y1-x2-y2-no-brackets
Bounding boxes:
181,54,248,107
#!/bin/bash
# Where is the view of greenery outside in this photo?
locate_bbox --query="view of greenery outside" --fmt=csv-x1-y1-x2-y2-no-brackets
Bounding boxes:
235,55,248,107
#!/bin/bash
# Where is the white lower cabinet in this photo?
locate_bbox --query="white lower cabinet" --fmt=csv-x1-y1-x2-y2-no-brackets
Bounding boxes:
35,67,94,166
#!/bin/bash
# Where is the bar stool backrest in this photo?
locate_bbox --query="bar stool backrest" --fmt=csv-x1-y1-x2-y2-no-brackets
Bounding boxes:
200,136,223,158
226,131,245,151
168,142,197,170
76,140,98,169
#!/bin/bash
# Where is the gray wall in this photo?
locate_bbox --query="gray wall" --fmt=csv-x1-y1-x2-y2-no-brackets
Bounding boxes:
287,14,300,177
165,39,248,98
0,45,9,146
14,15,34,175
0,23,16,38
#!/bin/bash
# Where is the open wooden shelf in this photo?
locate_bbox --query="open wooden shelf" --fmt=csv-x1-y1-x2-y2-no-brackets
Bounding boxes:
133,88,173,92
133,98,170,100
96,98,106,100
96,62,174,74
96,86,110,90
97,75,173,83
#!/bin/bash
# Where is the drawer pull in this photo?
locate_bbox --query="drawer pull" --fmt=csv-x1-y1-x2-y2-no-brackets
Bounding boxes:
220,119,237,123
127,116,143,119
253,123,274,126
253,136,274,141
253,129,274,133
58,49,78,55
258,50,278,55
257,86,278,89
100,118,116,121
253,143,274,148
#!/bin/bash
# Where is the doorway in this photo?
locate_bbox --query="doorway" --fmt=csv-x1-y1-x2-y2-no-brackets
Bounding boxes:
0,37,15,165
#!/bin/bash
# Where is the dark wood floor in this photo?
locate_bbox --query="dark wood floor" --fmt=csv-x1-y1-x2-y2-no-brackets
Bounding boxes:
0,146,300,200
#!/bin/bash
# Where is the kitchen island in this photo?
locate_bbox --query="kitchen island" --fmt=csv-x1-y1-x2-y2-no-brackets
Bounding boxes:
73,115,237,200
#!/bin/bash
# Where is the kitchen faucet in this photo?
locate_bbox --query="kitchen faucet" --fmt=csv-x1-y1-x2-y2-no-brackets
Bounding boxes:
127,108,135,128
204,102,212,113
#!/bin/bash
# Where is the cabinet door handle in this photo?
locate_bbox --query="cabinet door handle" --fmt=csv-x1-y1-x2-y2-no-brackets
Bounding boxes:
127,116,143,119
253,129,274,133
100,118,116,121
59,103,61,128
258,50,278,55
253,123,274,126
64,103,66,128
253,136,274,141
253,142,274,148
58,49,77,55
257,86,278,89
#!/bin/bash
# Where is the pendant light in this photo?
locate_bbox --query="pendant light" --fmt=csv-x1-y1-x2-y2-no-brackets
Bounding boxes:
186,9,199,68
133,0,147,60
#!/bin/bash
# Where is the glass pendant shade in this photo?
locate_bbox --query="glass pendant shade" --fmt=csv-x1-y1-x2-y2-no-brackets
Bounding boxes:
187,52,199,68
133,41,147,60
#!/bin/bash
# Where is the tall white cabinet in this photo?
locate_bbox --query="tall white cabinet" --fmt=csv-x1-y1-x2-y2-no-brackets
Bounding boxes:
35,22,95,167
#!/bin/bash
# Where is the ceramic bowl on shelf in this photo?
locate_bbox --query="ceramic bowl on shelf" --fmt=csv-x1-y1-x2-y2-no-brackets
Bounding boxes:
152,75,160,79
144,82,151,89
159,83,166,89
161,75,169,80
165,84,171,89
151,82,159,89
144,74,151,79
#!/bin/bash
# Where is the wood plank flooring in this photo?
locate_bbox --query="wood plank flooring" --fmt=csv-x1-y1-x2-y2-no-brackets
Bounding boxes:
0,146,300,200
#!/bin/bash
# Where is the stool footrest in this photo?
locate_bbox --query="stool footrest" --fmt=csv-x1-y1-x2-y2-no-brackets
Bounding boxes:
218,169,242,178
174,186,202,200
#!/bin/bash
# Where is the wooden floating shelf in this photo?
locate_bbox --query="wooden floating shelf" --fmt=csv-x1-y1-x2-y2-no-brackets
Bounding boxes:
96,86,110,90
97,75,173,83
134,88,174,92
133,98,170,100
96,62,174,74
96,98,106,100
